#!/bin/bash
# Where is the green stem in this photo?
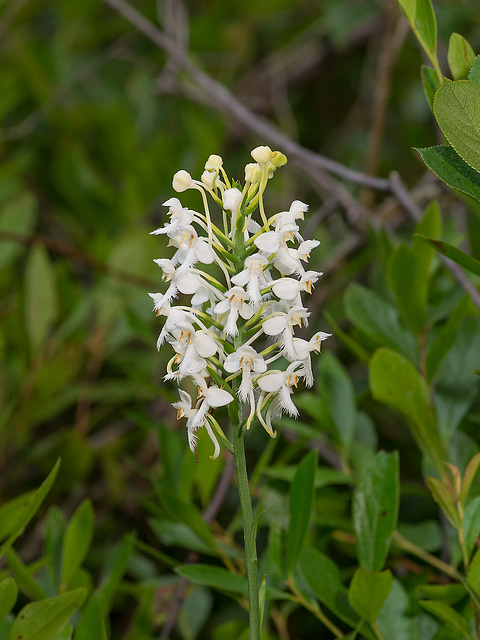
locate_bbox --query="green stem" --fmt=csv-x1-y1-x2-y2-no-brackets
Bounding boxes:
232,424,261,640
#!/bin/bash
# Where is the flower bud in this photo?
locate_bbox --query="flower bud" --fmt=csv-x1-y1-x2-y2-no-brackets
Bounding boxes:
172,170,193,192
244,163,261,183
223,188,243,212
205,154,223,171
251,145,273,164
201,170,216,189
270,151,287,167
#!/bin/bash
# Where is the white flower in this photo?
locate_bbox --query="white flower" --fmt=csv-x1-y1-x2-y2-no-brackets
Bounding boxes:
256,363,302,435
222,188,243,213
214,286,255,336
168,225,216,271
251,145,273,164
254,224,303,275
262,305,310,359
274,200,308,230
271,270,322,305
224,345,267,401
150,198,195,237
149,259,204,311
244,163,261,183
201,170,217,189
287,331,331,386
231,254,270,305
205,154,223,171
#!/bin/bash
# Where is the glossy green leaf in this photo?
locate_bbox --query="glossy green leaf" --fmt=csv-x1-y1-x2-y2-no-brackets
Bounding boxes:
419,600,473,639
387,244,426,335
8,588,86,640
396,520,443,553
416,145,480,202
61,499,94,588
0,460,61,560
25,243,58,352
427,477,459,528
434,79,480,172
414,0,437,54
97,535,134,611
464,496,480,558
415,234,480,277
0,577,17,621
369,349,443,471
320,353,356,454
0,492,34,541
413,200,442,276
352,450,399,572
421,65,441,110
448,33,476,80
468,55,480,85
263,465,352,488
344,283,418,363
348,568,393,624
426,295,473,383
288,450,316,575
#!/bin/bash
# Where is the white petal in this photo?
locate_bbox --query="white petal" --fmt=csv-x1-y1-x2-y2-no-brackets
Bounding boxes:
257,372,283,393
176,273,201,295
194,239,215,264
263,315,286,336
272,279,298,300
206,387,234,407
254,232,280,253
231,270,249,287
224,353,241,372
195,333,218,358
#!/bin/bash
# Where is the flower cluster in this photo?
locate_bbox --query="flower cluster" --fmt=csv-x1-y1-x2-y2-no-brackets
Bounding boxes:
150,146,330,459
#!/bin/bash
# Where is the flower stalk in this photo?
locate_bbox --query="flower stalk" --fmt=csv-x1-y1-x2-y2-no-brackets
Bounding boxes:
150,145,329,638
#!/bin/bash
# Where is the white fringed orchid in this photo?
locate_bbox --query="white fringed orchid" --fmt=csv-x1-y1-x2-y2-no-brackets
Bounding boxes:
151,146,329,459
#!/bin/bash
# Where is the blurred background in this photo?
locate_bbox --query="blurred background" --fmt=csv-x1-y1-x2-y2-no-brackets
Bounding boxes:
1,0,480,637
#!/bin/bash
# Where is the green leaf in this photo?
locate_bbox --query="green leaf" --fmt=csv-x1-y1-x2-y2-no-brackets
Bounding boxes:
448,33,476,80
8,588,86,640
464,496,480,558
369,349,443,471
0,577,17,621
0,460,61,560
395,0,416,22
421,65,441,110
97,535,134,611
413,200,442,277
0,193,37,270
298,547,361,629
288,450,316,576
348,568,393,624
396,520,443,553
352,451,399,572
61,499,94,588
415,234,480,277
175,564,292,600
415,583,466,604
414,0,437,55
426,295,473,383
6,548,47,601
25,243,58,352
467,547,480,594
262,465,352,488
74,594,108,640
344,283,418,363
0,492,34,541
461,453,480,506
416,145,480,202
427,477,459,528
158,489,218,554
434,79,480,173
468,55,480,85
320,353,356,454
419,600,473,639
387,244,426,335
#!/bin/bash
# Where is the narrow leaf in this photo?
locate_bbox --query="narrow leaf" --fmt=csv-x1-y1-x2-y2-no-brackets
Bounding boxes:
464,496,480,558
288,450,316,575
348,568,393,625
419,600,473,639
467,547,480,594
320,353,356,454
61,499,94,588
416,145,480,202
352,451,399,572
461,452,480,506
387,244,426,335
434,79,480,172
395,0,416,22
8,588,86,640
25,243,57,352
468,55,480,85
416,234,480,277
414,0,437,55
0,577,17,621
0,460,61,560
427,477,460,528
448,33,476,80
